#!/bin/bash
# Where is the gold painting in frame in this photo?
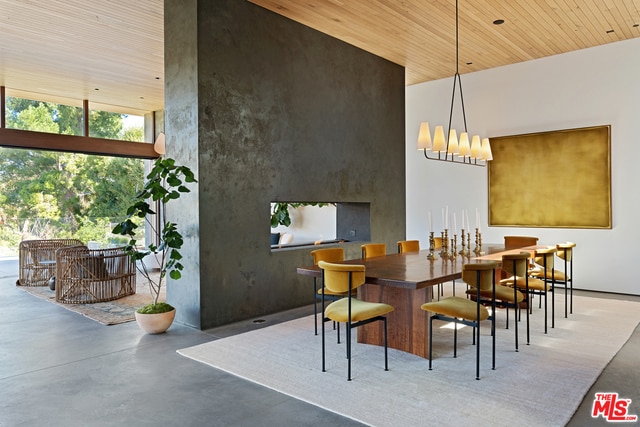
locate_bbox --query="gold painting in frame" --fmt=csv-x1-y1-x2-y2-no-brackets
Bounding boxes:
488,125,611,229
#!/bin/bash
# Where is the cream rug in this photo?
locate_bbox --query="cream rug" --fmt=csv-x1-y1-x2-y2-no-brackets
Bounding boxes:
178,295,640,427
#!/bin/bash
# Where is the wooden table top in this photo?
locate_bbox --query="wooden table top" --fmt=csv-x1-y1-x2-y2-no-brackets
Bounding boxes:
473,244,553,261
299,245,497,290
297,243,556,290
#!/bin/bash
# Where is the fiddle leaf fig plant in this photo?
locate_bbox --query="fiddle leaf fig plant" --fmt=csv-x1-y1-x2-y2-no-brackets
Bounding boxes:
112,157,197,313
270,202,331,228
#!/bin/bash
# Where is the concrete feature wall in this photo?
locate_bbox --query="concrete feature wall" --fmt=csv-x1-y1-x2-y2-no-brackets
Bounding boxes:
165,0,406,329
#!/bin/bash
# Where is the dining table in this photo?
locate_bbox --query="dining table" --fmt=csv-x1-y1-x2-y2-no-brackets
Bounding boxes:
296,243,552,359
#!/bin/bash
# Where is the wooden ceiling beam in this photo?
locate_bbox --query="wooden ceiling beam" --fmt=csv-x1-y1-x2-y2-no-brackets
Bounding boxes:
0,128,159,159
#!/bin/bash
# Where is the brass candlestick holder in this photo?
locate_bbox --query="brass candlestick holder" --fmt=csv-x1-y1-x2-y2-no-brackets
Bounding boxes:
441,229,450,258
473,228,482,255
451,234,457,259
427,231,438,259
459,229,468,256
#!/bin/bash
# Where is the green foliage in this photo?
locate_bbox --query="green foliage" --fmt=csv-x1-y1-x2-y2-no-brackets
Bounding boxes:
136,302,175,314
74,217,116,246
89,111,123,139
270,202,331,228
112,157,197,306
0,97,146,254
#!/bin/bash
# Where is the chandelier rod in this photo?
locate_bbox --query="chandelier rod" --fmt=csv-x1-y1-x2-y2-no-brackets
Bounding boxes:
447,0,468,142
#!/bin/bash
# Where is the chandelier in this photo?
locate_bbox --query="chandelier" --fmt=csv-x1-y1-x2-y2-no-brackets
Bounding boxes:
417,0,492,166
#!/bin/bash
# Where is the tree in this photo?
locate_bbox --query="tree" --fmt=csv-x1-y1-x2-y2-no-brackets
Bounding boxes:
0,97,146,251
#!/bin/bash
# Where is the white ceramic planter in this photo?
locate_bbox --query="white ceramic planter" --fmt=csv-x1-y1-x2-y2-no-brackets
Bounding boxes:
135,308,176,334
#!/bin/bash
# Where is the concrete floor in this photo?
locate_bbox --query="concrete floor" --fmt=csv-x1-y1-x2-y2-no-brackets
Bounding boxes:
0,257,637,426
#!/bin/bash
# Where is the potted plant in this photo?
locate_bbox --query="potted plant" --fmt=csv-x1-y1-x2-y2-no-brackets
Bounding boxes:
112,157,197,333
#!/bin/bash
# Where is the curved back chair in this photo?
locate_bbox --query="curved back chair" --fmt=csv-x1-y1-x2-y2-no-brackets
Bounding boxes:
56,245,136,304
397,240,420,253
504,235,539,249
311,247,345,264
310,248,345,335
529,247,557,333
433,236,443,249
500,252,530,348
18,238,84,287
467,252,528,351
556,242,576,316
421,261,498,380
361,243,386,259
318,261,394,381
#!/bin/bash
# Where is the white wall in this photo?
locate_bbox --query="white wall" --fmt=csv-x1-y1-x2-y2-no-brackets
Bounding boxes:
406,37,640,295
272,204,337,244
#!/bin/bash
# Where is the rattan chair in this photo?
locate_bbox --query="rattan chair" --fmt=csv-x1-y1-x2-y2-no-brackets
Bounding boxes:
55,245,136,304
17,239,84,287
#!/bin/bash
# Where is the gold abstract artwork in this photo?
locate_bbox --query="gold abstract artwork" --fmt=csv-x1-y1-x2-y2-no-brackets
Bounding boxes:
488,125,611,228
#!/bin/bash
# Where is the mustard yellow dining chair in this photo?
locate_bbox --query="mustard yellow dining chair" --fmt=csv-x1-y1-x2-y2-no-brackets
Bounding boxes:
421,261,498,380
310,248,346,335
502,235,539,277
318,261,394,381
397,240,420,253
530,247,557,332
497,252,529,348
361,243,386,259
503,247,556,334
555,242,576,317
466,253,528,351
504,235,539,249
433,236,443,249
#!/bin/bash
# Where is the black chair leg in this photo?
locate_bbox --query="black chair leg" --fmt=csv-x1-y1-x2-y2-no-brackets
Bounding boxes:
428,316,434,370
347,322,352,381
454,320,458,357
314,278,318,335
383,317,389,371
321,295,326,372
475,317,481,380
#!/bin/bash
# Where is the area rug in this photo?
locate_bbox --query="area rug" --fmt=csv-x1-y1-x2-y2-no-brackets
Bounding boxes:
178,295,640,427
20,275,164,325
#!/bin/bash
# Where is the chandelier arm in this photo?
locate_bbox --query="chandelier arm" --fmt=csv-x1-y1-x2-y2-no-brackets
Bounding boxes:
421,150,486,166
446,74,459,162
457,74,468,133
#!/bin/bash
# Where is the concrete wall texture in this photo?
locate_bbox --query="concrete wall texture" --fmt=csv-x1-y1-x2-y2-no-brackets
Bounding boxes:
164,0,406,329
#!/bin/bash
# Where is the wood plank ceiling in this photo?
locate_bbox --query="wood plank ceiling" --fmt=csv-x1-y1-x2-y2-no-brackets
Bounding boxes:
250,0,640,85
0,0,164,116
0,0,638,115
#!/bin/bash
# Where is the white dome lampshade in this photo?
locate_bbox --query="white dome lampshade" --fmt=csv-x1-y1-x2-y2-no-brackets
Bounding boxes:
153,132,166,155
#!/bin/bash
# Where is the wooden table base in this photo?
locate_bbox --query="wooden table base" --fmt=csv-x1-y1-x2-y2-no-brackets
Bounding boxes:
358,283,432,358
